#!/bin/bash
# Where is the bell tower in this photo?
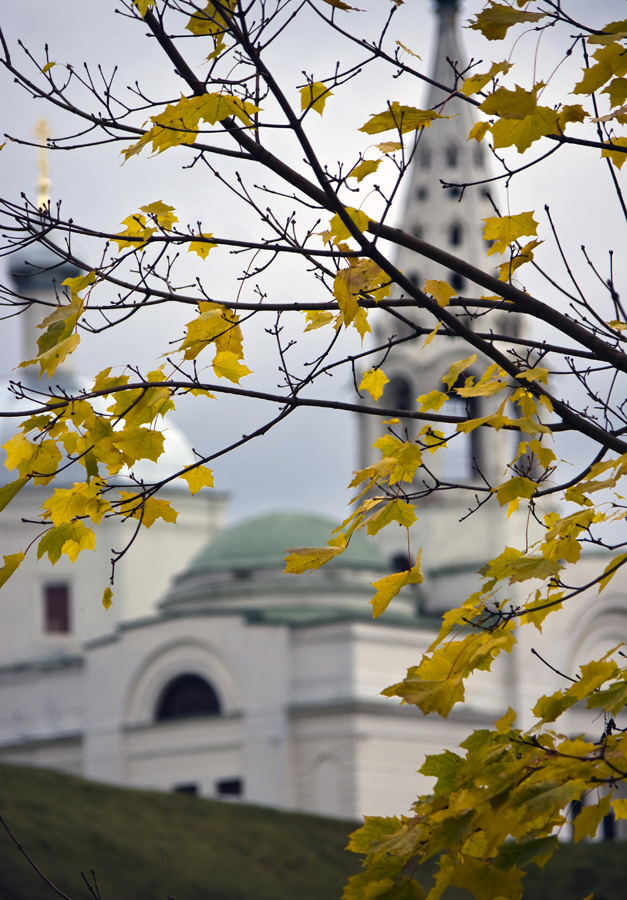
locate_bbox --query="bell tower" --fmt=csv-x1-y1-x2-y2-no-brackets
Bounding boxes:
359,0,522,606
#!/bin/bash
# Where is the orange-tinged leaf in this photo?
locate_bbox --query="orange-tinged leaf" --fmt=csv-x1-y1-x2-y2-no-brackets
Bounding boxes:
359,368,389,401
0,552,25,589
180,464,214,494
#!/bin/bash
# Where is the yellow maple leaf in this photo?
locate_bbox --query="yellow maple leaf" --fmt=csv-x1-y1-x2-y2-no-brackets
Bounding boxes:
180,465,215,494
321,208,372,245
61,270,96,294
360,102,445,136
359,368,389,402
370,552,423,618
348,159,381,182
118,492,178,528
441,355,477,390
284,534,348,574
139,200,178,230
185,0,236,35
300,82,332,115
601,136,627,169
424,278,455,306
188,233,217,258
212,350,252,383
102,587,113,610
469,3,545,41
304,310,334,331
112,213,155,250
461,60,513,96
483,212,538,255
37,521,96,564
0,552,25,589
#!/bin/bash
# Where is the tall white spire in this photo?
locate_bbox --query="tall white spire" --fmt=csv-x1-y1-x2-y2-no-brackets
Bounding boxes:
358,1,518,593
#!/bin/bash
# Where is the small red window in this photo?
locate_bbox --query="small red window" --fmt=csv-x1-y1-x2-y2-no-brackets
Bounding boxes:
44,584,70,633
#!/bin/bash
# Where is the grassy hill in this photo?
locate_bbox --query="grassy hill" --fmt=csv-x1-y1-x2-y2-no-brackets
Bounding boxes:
0,763,626,900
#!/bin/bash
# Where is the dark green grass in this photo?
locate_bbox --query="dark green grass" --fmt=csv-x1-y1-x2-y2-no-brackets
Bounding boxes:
1,762,625,900
0,763,360,900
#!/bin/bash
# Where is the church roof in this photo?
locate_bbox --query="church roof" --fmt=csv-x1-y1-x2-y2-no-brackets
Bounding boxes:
184,510,388,575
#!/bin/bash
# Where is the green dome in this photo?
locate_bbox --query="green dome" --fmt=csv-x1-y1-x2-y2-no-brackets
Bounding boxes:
186,511,388,575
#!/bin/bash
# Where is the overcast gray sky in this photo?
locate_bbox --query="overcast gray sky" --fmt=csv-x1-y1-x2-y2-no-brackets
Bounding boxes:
1,0,625,524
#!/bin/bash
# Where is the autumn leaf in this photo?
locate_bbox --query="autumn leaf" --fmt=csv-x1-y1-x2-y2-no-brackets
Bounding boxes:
424,278,455,306
359,368,389,401
140,200,178,230
469,2,545,41
188,233,217,258
0,476,28,512
0,552,25,589
185,0,236,35
102,587,113,610
284,536,347,573
360,103,445,136
62,270,96,294
112,213,155,250
462,60,513,96
348,159,381,182
304,310,334,331
321,207,372,245
118,492,178,528
37,521,97,564
601,136,627,169
441,355,477,390
180,465,215,494
483,212,538,255
300,81,332,115
212,350,252,383
370,552,423,617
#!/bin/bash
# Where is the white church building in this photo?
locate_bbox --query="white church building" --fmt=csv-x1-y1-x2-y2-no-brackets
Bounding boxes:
1,0,625,825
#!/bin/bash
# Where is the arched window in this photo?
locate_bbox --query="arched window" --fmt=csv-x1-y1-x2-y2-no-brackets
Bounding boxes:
473,143,485,166
407,271,421,288
449,222,463,246
450,272,465,294
415,185,428,201
440,378,481,482
445,144,458,167
412,224,423,240
386,376,413,413
419,144,431,168
156,673,221,721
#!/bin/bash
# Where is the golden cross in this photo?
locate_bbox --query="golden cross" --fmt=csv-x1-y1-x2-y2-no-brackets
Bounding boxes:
33,117,52,208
